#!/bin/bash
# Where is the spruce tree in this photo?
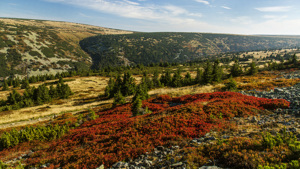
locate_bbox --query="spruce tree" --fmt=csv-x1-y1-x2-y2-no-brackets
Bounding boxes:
21,79,30,89
203,61,213,84
184,72,192,86
105,77,116,98
171,68,182,87
195,68,203,84
12,78,20,88
2,79,9,91
152,70,161,88
7,89,22,105
230,60,243,77
212,59,223,83
132,97,142,116
113,90,125,106
225,76,238,91
248,61,258,75
49,85,57,99
160,70,172,86
121,72,136,96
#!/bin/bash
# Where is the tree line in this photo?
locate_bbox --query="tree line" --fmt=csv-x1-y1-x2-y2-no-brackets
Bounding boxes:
104,59,263,116
0,77,72,111
0,123,69,149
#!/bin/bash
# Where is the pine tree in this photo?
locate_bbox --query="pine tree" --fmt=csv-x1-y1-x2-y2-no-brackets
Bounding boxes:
2,79,9,91
212,59,223,83
21,79,30,89
105,77,116,98
160,70,172,86
49,85,57,98
7,89,22,105
195,68,203,84
121,72,136,96
34,84,51,105
152,70,161,88
248,61,258,75
132,97,142,116
113,90,125,106
291,53,298,67
203,61,213,84
60,83,72,99
12,78,20,88
225,76,237,91
141,72,153,90
184,72,192,86
171,68,182,87
230,60,243,77
133,84,149,102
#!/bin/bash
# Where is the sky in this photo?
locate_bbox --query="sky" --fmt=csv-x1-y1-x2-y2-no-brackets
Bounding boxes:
1,0,300,35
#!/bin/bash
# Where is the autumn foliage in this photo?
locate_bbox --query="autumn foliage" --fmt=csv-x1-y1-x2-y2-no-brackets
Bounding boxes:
0,92,290,168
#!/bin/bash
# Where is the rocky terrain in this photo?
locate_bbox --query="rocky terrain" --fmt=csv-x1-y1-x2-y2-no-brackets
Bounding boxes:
106,71,300,169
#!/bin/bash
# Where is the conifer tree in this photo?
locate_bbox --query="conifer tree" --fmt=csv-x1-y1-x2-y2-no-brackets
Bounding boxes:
141,72,153,90
160,70,172,86
12,78,20,88
132,97,142,116
248,61,258,75
195,68,203,84
230,60,243,77
184,72,192,86
7,89,22,105
152,70,161,88
49,85,57,98
121,72,136,96
212,59,223,83
225,76,238,91
171,68,182,87
21,79,30,89
113,90,125,106
203,61,213,84
2,79,9,91
105,77,116,98
291,53,298,67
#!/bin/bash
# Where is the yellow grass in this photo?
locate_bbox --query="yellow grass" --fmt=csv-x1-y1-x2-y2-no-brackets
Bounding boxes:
0,76,112,125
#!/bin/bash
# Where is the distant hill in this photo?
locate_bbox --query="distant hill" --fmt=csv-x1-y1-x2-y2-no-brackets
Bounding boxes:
0,18,132,78
80,32,300,68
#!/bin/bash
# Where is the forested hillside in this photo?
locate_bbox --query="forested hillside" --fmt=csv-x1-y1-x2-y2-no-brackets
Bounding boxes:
0,18,132,78
80,32,300,68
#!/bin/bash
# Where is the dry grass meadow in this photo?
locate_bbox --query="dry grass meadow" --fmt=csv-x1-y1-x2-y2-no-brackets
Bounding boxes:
0,73,223,128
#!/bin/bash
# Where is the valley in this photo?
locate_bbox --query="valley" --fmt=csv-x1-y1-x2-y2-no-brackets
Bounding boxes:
0,18,299,169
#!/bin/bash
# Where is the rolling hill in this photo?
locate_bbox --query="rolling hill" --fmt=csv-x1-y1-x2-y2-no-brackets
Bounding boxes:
0,18,132,78
80,32,300,68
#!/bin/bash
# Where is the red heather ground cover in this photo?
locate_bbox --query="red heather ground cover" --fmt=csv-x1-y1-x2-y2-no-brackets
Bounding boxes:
13,92,290,168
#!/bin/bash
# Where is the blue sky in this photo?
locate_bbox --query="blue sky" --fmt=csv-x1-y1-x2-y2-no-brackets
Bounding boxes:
1,0,300,35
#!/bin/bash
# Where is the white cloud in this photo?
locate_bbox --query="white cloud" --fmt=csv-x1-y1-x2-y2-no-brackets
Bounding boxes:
195,0,210,5
188,13,203,17
221,6,231,10
163,5,188,16
123,0,139,6
44,0,203,22
255,6,292,12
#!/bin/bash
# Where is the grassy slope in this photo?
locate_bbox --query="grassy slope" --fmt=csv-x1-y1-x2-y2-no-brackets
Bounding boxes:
80,32,300,68
0,18,133,77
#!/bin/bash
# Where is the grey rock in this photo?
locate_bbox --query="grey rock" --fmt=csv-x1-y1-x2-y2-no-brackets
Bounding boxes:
199,166,224,169
171,162,183,167
112,162,129,168
96,164,105,169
